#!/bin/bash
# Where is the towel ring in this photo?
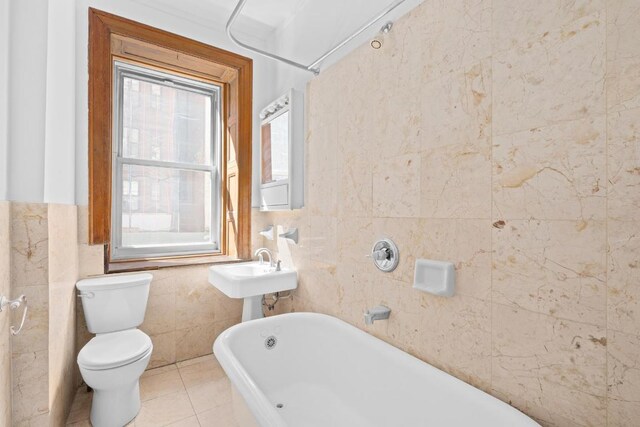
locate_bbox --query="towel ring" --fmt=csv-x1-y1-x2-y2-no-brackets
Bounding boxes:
0,294,28,336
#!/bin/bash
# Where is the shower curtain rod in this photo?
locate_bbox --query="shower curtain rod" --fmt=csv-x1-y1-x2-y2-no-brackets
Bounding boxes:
226,0,408,75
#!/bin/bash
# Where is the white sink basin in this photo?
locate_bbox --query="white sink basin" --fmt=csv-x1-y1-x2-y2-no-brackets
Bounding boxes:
208,262,297,321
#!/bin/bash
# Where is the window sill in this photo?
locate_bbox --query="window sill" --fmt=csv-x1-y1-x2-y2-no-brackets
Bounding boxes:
107,255,250,274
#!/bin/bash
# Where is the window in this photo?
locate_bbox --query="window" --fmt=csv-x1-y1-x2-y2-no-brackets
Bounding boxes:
111,62,221,260
88,9,253,271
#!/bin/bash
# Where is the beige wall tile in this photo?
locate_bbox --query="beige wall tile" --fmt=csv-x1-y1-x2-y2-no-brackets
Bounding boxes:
607,107,640,221
493,219,606,325
47,204,78,285
372,154,421,217
175,322,218,362
11,203,49,286
492,305,607,426
606,0,640,112
419,60,491,218
306,164,337,217
608,220,640,335
0,202,11,427
416,0,492,82
148,331,177,369
492,0,605,53
175,278,217,328
306,69,339,173
307,216,337,264
382,288,492,390
140,292,176,336
338,157,372,218
420,142,491,219
493,116,606,221
493,12,605,135
77,244,104,278
607,330,640,425
12,350,49,424
47,204,79,427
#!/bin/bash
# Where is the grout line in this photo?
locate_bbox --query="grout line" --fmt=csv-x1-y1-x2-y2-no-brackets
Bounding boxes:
604,2,610,425
176,363,199,417
489,0,494,396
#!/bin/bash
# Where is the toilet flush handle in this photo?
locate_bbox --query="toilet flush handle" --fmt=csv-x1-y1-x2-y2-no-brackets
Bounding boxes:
78,291,95,299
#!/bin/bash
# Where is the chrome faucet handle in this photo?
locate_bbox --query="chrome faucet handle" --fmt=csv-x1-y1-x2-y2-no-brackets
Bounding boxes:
366,247,389,261
276,260,282,271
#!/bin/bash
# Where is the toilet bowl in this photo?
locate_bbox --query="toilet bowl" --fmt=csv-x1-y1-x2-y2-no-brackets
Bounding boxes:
76,273,154,427
79,329,153,427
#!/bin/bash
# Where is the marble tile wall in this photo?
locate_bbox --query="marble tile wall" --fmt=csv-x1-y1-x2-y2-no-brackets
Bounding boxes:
11,203,51,426
76,206,243,371
48,204,79,427
2,203,80,426
0,201,12,426
252,0,640,425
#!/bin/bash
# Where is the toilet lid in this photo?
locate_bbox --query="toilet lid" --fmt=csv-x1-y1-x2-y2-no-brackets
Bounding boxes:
78,329,152,370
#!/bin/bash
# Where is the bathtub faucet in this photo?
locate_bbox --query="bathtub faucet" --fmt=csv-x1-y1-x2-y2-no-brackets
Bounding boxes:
364,305,391,325
255,248,275,267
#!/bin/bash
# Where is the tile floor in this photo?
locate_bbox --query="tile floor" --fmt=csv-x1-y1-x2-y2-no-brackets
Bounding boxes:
65,355,240,427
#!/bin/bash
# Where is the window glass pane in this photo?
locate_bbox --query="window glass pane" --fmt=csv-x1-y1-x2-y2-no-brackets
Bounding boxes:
120,164,213,248
121,76,213,165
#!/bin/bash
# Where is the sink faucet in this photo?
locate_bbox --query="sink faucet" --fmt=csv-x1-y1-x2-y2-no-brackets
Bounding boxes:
254,248,275,267
364,305,391,325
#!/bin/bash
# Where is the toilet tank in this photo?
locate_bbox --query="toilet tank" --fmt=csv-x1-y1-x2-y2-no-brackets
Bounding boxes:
76,273,152,334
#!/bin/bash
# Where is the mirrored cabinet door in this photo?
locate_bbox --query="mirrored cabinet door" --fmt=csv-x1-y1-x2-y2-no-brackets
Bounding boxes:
259,90,303,211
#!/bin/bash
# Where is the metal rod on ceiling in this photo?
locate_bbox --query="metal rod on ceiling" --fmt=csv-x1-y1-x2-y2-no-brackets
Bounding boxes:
225,0,408,75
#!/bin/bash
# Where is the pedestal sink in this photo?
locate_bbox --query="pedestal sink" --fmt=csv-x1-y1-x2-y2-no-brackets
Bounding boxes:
208,262,297,322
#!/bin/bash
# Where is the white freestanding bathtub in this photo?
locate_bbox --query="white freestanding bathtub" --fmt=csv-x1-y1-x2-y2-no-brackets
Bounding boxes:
214,313,540,427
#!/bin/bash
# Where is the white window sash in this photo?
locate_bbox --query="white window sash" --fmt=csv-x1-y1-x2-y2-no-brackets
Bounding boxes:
111,61,222,260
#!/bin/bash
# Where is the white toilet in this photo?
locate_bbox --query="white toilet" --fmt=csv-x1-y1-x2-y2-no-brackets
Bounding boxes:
76,273,154,427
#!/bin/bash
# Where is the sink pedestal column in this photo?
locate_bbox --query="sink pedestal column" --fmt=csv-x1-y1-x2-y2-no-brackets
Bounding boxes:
242,295,264,322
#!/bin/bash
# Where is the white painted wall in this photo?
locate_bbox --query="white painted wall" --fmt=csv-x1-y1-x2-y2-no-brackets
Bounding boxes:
44,0,76,204
7,0,49,203
0,0,9,201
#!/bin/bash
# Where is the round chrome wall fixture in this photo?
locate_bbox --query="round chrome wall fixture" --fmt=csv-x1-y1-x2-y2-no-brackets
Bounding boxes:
367,239,399,272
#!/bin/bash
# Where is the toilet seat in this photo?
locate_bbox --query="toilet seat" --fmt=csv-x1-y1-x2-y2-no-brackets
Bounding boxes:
78,329,152,370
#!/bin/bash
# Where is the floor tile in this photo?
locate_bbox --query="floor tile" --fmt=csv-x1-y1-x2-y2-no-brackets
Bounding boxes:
66,355,238,426
65,388,92,424
134,390,195,427
197,406,239,427
141,363,178,378
178,356,225,389
185,377,233,414
176,355,213,369
166,415,201,427
140,369,185,401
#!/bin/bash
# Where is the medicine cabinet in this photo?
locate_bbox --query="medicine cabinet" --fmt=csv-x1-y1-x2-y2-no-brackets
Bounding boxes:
259,89,303,211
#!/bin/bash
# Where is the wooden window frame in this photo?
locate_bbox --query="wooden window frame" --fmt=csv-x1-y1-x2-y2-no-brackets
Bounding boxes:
88,8,252,272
